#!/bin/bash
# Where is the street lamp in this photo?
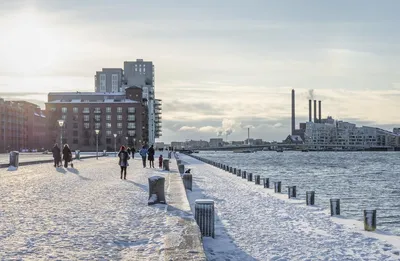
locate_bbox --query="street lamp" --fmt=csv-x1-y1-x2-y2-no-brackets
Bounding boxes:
57,119,65,147
95,129,100,159
113,133,117,157
133,138,136,150
125,137,128,146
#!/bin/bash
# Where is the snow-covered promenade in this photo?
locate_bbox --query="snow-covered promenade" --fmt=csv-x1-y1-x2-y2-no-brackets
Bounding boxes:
0,156,205,260
181,154,400,261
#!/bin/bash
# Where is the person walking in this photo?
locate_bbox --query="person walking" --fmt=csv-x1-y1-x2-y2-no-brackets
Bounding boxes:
159,154,163,168
139,146,148,168
147,145,155,168
118,145,129,179
127,147,131,157
131,147,136,159
51,143,61,167
62,144,72,168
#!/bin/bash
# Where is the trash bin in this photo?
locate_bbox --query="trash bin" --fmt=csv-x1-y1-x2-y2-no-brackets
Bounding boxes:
75,150,80,160
9,151,19,168
163,159,170,171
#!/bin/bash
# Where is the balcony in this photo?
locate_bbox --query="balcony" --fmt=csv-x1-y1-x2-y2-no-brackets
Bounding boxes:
82,110,90,114
94,109,102,114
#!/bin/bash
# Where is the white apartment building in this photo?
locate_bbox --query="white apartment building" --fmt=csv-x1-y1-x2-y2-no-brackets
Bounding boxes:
305,120,400,149
94,68,124,93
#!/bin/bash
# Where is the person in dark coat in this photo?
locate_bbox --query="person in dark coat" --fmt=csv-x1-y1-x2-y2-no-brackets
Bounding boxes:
62,144,72,168
130,147,136,159
118,145,129,179
51,143,61,167
147,145,155,168
127,147,131,156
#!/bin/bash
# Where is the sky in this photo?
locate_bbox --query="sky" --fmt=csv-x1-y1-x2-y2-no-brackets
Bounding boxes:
1,0,400,143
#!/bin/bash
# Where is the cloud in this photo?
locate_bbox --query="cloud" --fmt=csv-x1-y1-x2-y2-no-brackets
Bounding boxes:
178,126,197,131
272,123,283,128
198,126,218,133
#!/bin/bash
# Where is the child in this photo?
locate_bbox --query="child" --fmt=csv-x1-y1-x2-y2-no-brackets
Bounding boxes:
159,154,163,168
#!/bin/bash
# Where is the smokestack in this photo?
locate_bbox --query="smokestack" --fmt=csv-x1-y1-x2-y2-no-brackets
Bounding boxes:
313,100,317,123
318,100,321,123
291,89,295,135
308,100,312,122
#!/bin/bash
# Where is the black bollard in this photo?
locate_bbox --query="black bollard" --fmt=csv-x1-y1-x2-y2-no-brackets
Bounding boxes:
263,178,270,188
288,186,296,198
274,181,281,193
254,175,261,185
195,199,215,238
364,210,377,231
148,176,166,205
237,169,241,177
306,191,315,205
330,199,340,216
182,173,192,191
247,173,253,182
242,171,247,179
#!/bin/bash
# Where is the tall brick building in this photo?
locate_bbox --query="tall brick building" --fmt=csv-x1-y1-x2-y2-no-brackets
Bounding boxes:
45,87,148,152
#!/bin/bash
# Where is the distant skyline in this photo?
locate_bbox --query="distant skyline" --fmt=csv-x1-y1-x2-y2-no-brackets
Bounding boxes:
1,0,400,143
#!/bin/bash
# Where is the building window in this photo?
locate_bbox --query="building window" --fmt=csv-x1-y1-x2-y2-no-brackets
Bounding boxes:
94,115,101,122
84,123,90,129
127,115,135,121
128,130,135,137
73,115,78,121
73,138,78,144
106,107,111,113
128,107,135,113
106,130,112,136
106,123,111,129
73,131,78,136
106,115,111,121
84,115,89,122
117,107,122,113
83,107,90,113
61,107,67,113
100,74,106,92
127,123,135,129
117,123,122,129
106,138,112,144
117,130,123,135
94,123,100,130
73,123,78,129
61,115,66,120
112,74,118,92
73,107,78,113
94,107,101,113
117,115,122,121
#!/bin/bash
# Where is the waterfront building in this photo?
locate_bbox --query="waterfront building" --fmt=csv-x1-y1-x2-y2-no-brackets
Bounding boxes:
209,138,224,147
45,87,147,152
94,68,124,93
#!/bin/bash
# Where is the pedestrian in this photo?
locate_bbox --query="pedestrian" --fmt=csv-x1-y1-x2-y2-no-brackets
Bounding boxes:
131,147,136,159
139,146,148,168
62,144,72,168
127,146,131,157
159,154,163,168
148,145,155,168
51,143,61,167
118,145,129,179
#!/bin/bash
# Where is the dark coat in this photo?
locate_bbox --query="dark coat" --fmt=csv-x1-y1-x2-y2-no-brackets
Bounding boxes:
147,147,155,161
52,146,61,159
62,146,72,161
118,150,129,166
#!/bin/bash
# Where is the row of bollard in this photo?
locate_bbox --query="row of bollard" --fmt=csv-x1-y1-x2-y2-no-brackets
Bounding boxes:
189,154,377,232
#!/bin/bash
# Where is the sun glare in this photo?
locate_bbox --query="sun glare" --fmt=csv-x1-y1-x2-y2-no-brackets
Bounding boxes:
3,10,59,75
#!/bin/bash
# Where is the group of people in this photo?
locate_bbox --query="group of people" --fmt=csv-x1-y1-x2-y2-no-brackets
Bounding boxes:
51,143,73,168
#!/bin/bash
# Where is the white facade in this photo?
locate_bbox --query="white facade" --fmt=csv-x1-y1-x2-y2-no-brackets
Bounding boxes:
305,120,400,149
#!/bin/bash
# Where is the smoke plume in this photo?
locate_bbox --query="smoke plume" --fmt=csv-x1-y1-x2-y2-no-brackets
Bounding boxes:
307,89,315,100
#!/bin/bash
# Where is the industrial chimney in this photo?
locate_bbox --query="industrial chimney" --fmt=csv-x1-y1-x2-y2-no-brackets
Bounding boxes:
313,100,317,123
308,100,312,122
318,100,321,123
291,89,295,135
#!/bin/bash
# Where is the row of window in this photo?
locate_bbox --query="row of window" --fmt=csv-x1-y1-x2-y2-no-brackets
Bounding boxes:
60,114,135,121
61,107,136,113
77,122,136,129
73,130,135,137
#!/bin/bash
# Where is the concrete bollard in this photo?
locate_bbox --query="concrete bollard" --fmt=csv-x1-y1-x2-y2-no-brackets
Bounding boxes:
182,173,192,191
237,169,241,177
103,149,107,156
75,150,81,160
195,199,215,238
306,191,315,205
263,178,270,188
148,176,166,205
274,181,281,193
330,199,340,216
177,159,182,165
233,168,236,175
242,171,247,179
247,173,253,182
288,186,296,198
254,175,261,185
9,151,19,168
229,166,233,173
163,159,170,171
178,164,185,175
364,210,377,231
225,165,229,171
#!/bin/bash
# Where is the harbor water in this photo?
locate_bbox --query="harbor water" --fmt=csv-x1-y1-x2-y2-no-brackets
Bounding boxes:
197,151,400,235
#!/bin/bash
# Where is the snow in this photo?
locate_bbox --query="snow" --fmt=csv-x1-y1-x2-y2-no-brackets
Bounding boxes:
182,154,400,260
7,166,17,171
0,157,171,260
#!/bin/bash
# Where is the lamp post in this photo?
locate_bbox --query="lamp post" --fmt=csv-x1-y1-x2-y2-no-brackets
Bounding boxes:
133,138,136,150
95,129,99,160
57,119,65,147
125,137,128,146
113,133,117,157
